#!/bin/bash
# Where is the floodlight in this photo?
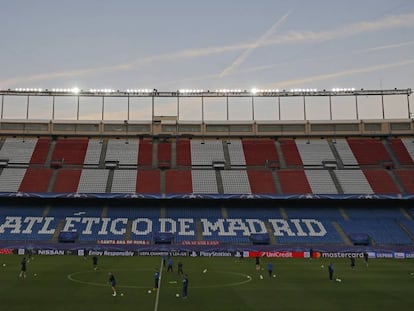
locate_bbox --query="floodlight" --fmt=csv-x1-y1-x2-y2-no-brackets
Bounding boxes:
72,87,80,94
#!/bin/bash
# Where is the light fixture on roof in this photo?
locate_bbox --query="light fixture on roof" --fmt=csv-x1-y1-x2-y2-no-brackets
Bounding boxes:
251,88,258,94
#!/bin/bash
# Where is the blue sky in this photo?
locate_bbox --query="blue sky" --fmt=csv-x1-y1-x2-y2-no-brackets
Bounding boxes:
0,0,413,120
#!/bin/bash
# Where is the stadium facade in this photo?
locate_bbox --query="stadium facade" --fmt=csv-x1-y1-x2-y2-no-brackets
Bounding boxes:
0,88,413,259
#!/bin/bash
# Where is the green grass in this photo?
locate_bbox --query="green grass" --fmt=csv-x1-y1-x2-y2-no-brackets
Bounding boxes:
0,255,413,310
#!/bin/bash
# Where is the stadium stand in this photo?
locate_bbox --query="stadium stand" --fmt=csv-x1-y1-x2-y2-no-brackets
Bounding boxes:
0,168,26,192
279,139,303,167
19,168,53,192
295,138,335,167
347,138,392,166
29,138,51,164
363,169,401,194
389,138,414,166
77,169,109,193
334,169,373,194
242,139,278,166
333,138,359,167
221,170,251,194
395,170,414,193
0,137,37,164
83,139,103,166
165,170,192,194
278,170,312,194
227,139,246,166
52,138,88,165
191,139,225,166
136,169,160,193
305,170,338,194
191,170,218,194
53,169,82,192
138,138,152,166
400,138,414,163
111,170,137,193
176,138,191,167
105,138,139,166
338,219,412,244
247,170,277,194
158,140,171,168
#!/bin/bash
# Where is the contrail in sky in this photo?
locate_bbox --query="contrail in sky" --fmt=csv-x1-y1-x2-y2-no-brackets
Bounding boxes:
219,10,292,78
158,39,414,88
266,59,414,89
1,12,414,87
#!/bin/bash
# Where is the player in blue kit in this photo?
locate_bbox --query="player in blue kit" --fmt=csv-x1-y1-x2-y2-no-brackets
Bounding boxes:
167,257,173,272
154,269,160,290
267,262,273,277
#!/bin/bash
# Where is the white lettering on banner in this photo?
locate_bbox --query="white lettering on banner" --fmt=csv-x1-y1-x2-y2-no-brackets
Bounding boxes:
290,219,307,236
62,217,80,232
22,217,43,234
88,250,103,256
131,218,152,235
245,219,267,234
227,219,250,236
178,218,195,236
81,217,100,234
160,218,176,233
98,218,111,235
0,216,22,234
268,219,296,236
37,250,65,255
110,218,128,235
201,219,230,236
302,219,326,236
0,216,329,238
268,219,327,237
39,217,55,234
103,251,134,256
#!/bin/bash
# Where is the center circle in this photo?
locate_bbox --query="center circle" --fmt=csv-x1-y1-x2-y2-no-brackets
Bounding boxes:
67,269,252,289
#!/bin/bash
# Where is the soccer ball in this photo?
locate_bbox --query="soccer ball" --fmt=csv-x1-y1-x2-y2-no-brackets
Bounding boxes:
321,265,324,268
148,290,152,294
335,278,342,282
2,263,5,267
176,293,180,298
120,293,124,296
273,274,276,278
202,269,207,273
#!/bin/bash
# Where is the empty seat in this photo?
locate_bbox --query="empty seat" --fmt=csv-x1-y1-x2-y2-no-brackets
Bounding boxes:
295,139,335,166
227,139,246,166
77,169,109,193
191,170,218,193
191,139,224,166
84,139,103,166
305,170,338,194
111,170,137,193
0,168,27,192
0,138,37,164
221,170,251,194
334,170,373,194
105,139,139,166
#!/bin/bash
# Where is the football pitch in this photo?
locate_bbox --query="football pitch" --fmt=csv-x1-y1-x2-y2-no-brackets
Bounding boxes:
0,254,413,310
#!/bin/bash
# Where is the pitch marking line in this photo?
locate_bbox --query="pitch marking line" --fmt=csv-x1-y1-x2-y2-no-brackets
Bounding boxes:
154,259,164,311
67,269,252,290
